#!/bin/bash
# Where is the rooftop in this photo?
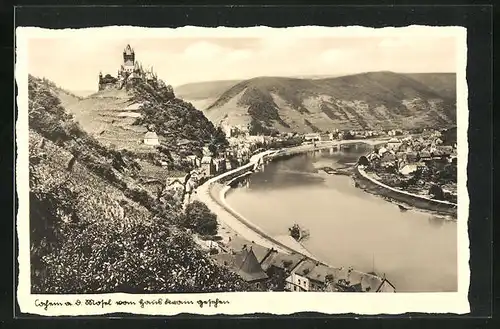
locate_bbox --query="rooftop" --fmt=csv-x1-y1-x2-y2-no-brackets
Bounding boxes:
213,247,269,282
260,250,305,272
144,131,158,139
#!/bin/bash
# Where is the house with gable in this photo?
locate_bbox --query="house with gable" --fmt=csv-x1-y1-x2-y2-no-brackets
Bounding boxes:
143,131,159,146
164,177,185,201
213,246,269,288
186,154,201,167
386,138,402,150
200,156,215,176
259,250,307,292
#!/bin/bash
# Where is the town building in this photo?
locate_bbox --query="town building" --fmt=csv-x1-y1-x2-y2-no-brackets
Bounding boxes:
186,155,201,167
222,124,237,138
319,133,334,142
166,177,184,192
304,133,321,142
386,138,403,150
293,261,335,291
202,146,212,157
213,246,269,286
200,156,215,176
165,177,185,201
143,131,159,146
286,272,310,292
214,158,227,173
225,159,233,171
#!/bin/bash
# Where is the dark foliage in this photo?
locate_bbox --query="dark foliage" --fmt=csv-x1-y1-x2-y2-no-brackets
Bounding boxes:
182,201,219,236
28,75,255,294
131,80,229,155
248,119,279,136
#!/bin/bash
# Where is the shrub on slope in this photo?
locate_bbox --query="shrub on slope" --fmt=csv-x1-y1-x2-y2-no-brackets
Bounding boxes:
131,80,229,156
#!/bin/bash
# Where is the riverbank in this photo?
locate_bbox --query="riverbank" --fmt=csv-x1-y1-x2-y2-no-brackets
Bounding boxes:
354,166,457,218
309,144,458,218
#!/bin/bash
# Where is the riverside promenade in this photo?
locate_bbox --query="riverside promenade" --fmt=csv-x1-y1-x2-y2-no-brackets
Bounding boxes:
197,149,308,256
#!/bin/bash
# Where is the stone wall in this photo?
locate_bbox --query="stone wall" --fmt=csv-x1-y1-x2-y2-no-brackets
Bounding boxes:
355,167,457,217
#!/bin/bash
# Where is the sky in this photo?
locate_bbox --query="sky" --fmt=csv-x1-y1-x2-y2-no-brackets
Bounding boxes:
27,28,458,93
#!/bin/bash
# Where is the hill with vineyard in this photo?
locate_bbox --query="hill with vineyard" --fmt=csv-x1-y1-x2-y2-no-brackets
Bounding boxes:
27,75,253,294
196,72,457,134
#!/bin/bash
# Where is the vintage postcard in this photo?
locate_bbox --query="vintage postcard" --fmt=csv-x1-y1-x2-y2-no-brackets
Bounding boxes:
16,25,469,316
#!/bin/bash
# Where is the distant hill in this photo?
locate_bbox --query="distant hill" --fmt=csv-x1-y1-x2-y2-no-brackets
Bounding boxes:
175,80,242,100
175,75,344,111
402,73,457,100
203,71,456,134
175,80,242,112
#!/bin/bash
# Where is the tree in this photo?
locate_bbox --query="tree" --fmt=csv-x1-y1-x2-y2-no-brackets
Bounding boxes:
182,201,218,236
358,156,370,167
213,127,229,150
429,184,445,200
342,131,354,140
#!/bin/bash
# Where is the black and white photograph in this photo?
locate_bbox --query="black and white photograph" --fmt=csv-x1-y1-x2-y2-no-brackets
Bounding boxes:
16,25,469,316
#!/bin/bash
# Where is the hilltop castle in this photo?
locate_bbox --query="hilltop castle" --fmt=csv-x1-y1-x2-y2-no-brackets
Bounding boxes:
98,44,158,91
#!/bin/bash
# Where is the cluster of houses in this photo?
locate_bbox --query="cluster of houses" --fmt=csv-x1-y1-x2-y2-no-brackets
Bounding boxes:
211,236,396,293
302,129,391,143
366,131,457,176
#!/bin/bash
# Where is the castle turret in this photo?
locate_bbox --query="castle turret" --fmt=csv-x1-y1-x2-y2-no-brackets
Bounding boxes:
122,44,135,73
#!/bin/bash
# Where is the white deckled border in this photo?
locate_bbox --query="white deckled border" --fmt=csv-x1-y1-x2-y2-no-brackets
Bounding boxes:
15,25,469,316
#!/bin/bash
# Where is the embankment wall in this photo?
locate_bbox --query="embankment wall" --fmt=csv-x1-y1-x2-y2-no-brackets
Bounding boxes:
355,167,457,217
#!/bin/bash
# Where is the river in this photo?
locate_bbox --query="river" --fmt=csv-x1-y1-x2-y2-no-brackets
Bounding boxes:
225,144,457,292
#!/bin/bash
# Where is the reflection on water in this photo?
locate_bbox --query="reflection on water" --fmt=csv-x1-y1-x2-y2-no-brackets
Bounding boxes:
226,143,458,292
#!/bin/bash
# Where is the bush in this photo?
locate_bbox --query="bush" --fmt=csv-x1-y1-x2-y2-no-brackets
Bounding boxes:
182,201,218,236
429,184,445,200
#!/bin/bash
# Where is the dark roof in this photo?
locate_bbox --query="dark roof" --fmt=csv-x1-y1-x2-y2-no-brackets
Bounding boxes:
260,251,305,272
294,260,334,283
376,278,397,292
212,248,268,282
227,236,273,263
234,248,269,282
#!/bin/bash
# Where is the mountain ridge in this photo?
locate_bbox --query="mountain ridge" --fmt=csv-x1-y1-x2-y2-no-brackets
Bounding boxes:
200,71,456,133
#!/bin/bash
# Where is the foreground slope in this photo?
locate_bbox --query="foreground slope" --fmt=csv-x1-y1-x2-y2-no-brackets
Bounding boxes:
28,75,253,294
204,72,456,133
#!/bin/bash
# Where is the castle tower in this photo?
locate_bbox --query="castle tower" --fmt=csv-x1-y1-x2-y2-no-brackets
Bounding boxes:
122,44,135,74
